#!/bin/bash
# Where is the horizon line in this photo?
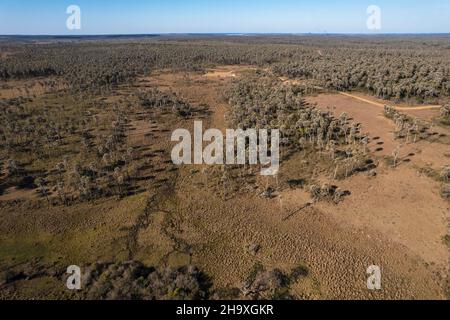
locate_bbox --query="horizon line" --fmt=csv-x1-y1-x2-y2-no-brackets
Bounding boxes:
1,32,450,36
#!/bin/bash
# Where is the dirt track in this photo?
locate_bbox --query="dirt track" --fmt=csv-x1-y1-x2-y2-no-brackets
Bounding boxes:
307,92,449,273
1,66,446,299
137,67,449,299
338,92,441,111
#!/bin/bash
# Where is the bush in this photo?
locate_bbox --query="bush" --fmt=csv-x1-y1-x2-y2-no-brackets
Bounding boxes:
441,105,450,117
82,261,211,300
241,264,309,300
441,185,450,200
309,183,349,204
443,235,450,248
441,166,450,182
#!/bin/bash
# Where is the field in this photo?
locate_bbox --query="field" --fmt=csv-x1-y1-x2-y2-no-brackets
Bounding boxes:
0,35,449,300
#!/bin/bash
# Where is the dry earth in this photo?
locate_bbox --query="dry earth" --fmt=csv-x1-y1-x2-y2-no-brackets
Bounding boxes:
1,66,448,299
128,67,449,299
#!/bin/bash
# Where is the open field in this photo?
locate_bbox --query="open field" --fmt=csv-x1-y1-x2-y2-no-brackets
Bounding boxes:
0,36,449,300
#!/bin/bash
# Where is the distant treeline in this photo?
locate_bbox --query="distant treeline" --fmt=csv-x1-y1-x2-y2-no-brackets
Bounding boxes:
0,35,449,102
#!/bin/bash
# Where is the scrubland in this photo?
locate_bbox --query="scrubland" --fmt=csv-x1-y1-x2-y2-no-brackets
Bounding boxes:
0,35,449,300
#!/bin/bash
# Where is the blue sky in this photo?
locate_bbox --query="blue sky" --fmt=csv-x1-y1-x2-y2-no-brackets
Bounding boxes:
0,0,449,35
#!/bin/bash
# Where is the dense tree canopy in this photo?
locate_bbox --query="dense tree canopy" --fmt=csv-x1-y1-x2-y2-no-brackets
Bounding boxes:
1,35,449,102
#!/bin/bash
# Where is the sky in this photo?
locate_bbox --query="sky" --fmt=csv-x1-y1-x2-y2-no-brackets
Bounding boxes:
0,0,449,35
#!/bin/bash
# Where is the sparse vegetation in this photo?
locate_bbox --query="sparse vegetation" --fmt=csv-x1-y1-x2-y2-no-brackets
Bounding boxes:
309,184,349,204
225,74,376,195
241,263,308,300
443,235,450,248
384,105,431,142
0,35,449,300
441,184,450,200
438,105,450,126
138,89,192,118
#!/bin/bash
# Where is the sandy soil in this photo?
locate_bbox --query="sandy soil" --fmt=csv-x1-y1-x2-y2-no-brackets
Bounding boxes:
338,92,441,111
1,66,447,299
307,93,450,160
307,93,449,275
202,65,256,81
131,67,448,299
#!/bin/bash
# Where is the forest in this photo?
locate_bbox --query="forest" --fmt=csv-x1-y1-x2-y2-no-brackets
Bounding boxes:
1,35,449,102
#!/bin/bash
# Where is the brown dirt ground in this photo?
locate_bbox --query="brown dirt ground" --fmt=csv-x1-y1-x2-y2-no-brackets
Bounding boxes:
1,66,448,299
307,93,449,278
129,67,448,299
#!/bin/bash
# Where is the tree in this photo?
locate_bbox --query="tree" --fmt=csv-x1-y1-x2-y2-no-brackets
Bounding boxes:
34,177,49,202
441,105,450,117
5,159,20,177
441,166,450,182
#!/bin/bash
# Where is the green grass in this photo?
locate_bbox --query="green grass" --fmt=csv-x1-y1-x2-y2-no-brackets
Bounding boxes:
0,233,55,268
0,193,148,270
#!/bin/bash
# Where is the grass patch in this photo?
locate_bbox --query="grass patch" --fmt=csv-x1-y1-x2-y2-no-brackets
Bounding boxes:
0,193,148,270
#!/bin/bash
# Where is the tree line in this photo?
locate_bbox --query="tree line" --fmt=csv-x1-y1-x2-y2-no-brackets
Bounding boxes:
1,36,449,102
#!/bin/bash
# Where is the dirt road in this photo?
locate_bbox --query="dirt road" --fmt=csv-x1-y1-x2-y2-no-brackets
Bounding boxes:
307,92,449,273
338,92,441,111
141,67,448,299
